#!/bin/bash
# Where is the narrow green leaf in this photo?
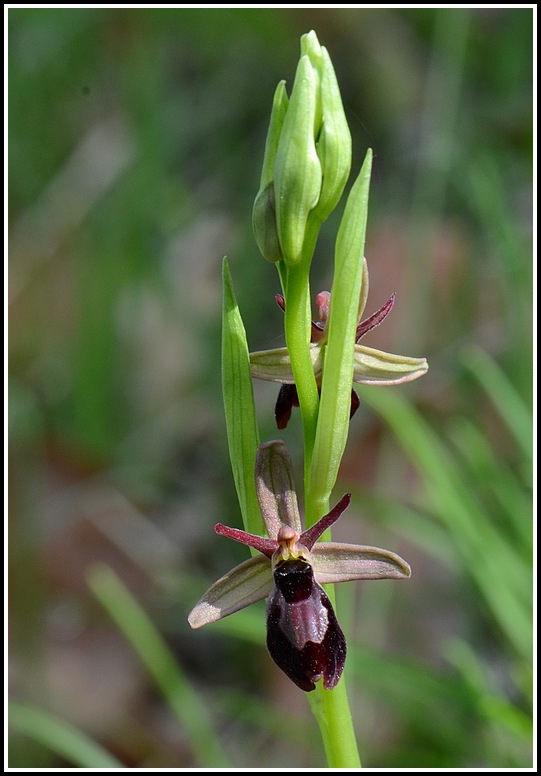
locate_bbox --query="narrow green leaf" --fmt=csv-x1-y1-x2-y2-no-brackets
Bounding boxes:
87,563,229,767
9,702,123,768
310,149,372,508
222,258,261,535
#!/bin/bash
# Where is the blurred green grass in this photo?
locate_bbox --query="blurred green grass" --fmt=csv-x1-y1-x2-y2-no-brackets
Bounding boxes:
8,7,532,768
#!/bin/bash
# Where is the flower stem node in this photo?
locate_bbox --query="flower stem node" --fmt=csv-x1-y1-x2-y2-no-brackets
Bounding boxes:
188,441,410,692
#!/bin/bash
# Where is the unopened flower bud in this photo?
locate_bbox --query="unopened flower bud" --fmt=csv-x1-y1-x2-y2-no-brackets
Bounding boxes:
252,82,288,262
252,182,283,262
273,54,322,265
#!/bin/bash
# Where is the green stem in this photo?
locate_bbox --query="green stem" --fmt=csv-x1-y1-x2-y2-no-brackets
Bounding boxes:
304,494,362,766
282,216,362,767
283,260,319,481
311,675,361,767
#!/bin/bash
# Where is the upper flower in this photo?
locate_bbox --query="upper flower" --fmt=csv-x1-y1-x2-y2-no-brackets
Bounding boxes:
188,441,411,692
249,260,428,428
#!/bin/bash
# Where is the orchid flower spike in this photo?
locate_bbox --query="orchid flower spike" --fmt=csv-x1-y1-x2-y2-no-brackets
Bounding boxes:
188,441,411,692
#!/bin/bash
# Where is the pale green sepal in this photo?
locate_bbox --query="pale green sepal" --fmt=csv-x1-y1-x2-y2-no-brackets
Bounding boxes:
274,55,322,265
188,555,272,629
352,345,428,385
249,343,323,383
312,542,411,582
255,440,302,536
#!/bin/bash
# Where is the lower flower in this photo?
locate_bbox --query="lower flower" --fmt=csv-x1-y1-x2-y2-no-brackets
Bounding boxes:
188,441,411,691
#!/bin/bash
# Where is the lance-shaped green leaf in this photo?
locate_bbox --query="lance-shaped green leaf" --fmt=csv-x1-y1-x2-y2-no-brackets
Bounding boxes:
222,259,261,536
310,150,372,506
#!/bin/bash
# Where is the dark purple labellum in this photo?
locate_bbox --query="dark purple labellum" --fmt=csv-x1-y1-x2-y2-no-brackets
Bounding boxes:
266,558,346,692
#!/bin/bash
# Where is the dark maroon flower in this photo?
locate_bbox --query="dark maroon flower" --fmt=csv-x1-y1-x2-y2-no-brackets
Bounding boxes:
188,441,411,691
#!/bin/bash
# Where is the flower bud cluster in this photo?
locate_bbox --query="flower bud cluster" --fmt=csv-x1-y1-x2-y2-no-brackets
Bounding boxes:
253,31,351,266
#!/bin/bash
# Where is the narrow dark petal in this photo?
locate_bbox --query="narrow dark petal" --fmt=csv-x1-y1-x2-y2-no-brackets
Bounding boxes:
275,383,299,429
275,293,286,312
356,293,396,341
300,493,351,550
214,523,278,557
266,562,346,692
349,388,360,418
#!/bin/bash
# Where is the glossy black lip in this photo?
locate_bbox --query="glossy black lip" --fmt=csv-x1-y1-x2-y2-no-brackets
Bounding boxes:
266,559,346,692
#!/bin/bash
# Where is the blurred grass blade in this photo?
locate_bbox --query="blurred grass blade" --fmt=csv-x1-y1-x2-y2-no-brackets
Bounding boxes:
445,639,533,738
9,701,123,768
222,258,261,536
461,344,532,465
449,416,532,551
359,386,532,659
87,564,229,767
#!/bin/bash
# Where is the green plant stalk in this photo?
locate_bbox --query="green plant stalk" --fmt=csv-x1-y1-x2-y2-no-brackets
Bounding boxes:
282,227,320,484
285,278,361,764
315,673,361,767
306,504,361,767
281,183,371,764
